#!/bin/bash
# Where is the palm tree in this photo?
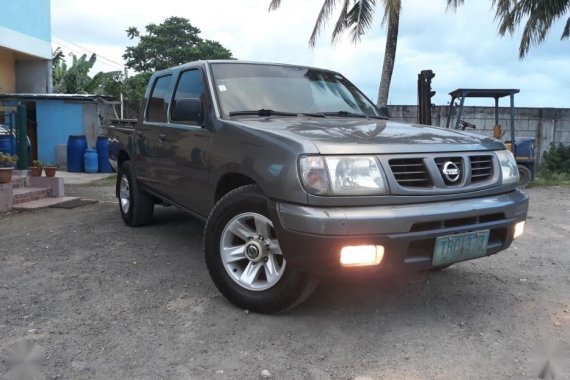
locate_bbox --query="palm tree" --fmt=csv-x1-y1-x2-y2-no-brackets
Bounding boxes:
449,0,569,58
269,0,401,109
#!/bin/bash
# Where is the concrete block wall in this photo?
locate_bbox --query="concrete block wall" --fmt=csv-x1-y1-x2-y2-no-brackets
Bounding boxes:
387,105,570,163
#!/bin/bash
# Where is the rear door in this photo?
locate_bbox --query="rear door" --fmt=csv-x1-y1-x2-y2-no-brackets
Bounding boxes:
134,73,175,196
164,68,213,216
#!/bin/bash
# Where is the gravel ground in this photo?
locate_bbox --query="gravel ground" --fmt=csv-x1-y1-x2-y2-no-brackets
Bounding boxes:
0,182,569,380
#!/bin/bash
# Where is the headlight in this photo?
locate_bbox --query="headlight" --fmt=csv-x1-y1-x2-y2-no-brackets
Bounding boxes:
299,156,388,195
496,150,519,184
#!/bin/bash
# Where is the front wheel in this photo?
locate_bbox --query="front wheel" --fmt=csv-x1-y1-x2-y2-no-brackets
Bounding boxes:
204,185,317,314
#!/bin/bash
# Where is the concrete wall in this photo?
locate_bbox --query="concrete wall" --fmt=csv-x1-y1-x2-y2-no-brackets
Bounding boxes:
15,59,51,93
388,105,570,162
36,100,84,163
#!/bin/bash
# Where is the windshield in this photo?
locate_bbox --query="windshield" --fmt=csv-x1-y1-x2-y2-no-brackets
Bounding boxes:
210,63,380,118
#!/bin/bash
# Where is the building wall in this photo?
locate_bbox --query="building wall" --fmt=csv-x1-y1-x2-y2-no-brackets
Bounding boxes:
0,0,51,59
36,100,84,163
0,48,16,93
388,105,570,163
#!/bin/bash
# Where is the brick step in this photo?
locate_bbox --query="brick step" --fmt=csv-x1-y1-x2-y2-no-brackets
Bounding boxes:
13,186,52,205
10,176,28,189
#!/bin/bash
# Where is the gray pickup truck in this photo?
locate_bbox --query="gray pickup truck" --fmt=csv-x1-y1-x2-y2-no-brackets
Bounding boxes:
108,60,528,313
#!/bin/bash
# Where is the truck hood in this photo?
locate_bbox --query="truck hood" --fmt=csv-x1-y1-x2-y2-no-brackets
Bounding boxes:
230,117,504,154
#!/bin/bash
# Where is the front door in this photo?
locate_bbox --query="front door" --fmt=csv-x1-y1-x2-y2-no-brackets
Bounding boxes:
163,68,212,216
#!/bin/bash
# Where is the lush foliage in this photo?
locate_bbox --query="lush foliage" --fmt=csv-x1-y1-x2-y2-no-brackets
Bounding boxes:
540,143,570,178
123,17,233,73
52,48,115,94
0,153,18,168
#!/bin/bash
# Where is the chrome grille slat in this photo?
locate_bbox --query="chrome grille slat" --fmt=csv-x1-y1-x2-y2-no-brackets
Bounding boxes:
469,155,493,183
389,158,432,188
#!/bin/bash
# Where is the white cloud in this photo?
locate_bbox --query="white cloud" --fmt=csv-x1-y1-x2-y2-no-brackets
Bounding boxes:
50,0,570,107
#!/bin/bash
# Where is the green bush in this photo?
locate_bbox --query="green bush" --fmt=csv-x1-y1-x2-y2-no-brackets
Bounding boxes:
539,143,570,179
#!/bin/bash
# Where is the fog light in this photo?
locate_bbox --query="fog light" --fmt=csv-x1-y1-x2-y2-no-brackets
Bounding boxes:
513,221,525,239
340,245,384,267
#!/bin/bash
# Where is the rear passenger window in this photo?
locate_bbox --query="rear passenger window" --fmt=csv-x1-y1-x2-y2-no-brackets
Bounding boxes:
146,75,172,122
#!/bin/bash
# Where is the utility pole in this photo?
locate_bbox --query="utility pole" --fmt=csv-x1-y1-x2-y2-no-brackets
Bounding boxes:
418,70,436,125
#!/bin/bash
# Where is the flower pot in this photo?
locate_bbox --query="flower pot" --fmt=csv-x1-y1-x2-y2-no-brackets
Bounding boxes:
44,167,57,177
0,167,13,184
30,167,42,177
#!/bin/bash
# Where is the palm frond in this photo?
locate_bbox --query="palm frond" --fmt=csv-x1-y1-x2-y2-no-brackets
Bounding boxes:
268,0,282,11
493,0,570,58
563,16,570,38
446,0,464,11
331,0,352,43
309,0,341,47
380,0,401,27
346,0,376,43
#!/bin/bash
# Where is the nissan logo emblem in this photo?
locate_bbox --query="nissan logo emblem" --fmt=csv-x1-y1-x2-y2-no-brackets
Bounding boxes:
442,161,461,182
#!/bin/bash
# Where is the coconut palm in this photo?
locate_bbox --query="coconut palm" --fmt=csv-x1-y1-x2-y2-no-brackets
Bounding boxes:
450,0,570,58
269,0,402,109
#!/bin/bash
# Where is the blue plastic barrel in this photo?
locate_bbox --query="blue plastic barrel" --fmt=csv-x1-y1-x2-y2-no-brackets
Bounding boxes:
67,135,88,172
95,136,113,173
84,149,99,173
0,134,16,155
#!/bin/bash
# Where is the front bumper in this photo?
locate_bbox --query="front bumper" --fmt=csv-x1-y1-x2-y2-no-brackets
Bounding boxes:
269,190,529,276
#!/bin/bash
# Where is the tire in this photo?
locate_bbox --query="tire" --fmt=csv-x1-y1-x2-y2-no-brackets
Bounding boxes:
204,184,318,314
117,161,154,226
517,165,532,189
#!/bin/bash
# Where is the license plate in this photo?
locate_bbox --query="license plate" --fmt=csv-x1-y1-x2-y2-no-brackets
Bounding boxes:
432,230,490,266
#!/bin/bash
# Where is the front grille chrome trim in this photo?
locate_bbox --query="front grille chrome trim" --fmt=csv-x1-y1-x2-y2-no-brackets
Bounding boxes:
379,152,500,195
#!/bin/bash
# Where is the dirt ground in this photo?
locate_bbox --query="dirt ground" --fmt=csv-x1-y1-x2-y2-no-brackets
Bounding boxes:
0,180,569,380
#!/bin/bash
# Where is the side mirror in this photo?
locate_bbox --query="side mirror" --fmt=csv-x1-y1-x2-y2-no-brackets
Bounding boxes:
171,98,203,125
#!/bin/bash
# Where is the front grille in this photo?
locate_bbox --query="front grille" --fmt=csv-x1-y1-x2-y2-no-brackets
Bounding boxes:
389,158,432,188
470,155,494,183
435,157,463,185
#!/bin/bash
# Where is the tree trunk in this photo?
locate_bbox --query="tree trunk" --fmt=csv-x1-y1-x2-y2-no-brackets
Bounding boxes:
377,12,400,109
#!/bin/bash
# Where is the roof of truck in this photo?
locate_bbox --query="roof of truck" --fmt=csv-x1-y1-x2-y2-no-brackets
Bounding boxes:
154,60,339,75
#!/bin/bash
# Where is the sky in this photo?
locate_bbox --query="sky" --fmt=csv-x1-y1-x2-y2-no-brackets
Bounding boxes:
50,0,570,108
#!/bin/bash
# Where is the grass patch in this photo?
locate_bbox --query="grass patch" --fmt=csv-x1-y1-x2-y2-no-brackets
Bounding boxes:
529,177,570,187
79,175,116,187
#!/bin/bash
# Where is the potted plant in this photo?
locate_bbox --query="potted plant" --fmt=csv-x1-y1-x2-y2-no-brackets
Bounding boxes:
44,162,58,177
30,160,43,177
0,153,18,184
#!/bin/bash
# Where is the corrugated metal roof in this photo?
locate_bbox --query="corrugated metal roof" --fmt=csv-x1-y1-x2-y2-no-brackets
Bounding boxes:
0,93,117,101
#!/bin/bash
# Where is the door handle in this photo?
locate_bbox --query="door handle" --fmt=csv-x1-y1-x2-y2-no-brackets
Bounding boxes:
158,133,167,142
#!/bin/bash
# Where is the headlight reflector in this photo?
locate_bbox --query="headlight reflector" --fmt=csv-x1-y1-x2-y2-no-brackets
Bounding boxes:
496,150,519,184
299,156,388,195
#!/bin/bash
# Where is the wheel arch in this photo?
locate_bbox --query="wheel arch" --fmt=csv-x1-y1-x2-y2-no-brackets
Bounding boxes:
214,172,257,203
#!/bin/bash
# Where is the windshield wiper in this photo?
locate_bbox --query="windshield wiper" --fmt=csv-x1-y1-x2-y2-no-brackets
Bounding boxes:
229,109,325,118
322,111,386,119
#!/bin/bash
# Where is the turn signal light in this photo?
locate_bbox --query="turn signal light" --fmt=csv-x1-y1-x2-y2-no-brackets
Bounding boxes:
340,245,384,267
513,221,525,239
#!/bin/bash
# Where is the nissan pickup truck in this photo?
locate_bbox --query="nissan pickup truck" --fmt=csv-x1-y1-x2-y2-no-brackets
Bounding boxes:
108,60,528,313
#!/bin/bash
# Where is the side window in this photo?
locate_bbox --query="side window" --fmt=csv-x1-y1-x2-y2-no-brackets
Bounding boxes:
173,69,204,101
146,75,172,122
